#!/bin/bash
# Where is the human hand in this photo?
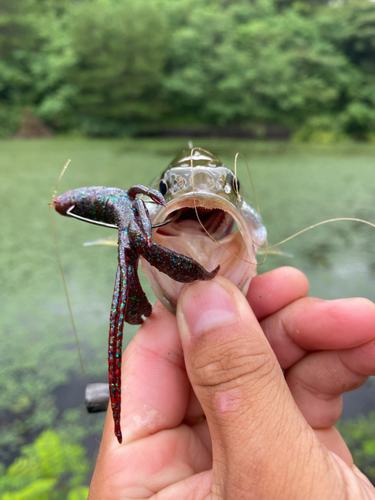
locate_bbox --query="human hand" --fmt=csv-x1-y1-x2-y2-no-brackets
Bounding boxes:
89,267,375,499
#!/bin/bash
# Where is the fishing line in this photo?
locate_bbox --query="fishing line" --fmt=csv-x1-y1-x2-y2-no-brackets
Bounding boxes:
235,154,375,250
265,218,375,249
50,161,88,385
233,151,269,266
234,152,260,214
53,159,71,201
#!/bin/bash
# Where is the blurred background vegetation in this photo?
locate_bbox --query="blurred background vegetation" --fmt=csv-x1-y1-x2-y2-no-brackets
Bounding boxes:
2,0,375,141
2,0,375,497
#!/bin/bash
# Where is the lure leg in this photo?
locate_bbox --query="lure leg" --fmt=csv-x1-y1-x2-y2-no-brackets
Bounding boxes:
125,257,152,325
108,263,126,443
140,239,220,283
118,230,151,324
108,235,136,443
108,232,152,443
127,185,167,207
133,199,152,245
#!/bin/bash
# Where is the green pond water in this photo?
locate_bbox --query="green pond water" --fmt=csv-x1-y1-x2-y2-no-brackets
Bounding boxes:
1,137,375,467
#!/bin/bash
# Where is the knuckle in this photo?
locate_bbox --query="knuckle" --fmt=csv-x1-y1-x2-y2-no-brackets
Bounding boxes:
190,336,276,391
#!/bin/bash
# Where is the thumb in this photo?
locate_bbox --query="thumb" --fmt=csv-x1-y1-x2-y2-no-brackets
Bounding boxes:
176,276,332,500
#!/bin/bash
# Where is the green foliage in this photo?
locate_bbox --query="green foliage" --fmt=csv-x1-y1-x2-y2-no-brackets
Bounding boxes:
0,0,77,131
0,430,89,499
1,0,375,138
293,115,347,143
162,2,354,134
0,105,21,138
315,0,375,140
65,0,169,135
337,413,375,484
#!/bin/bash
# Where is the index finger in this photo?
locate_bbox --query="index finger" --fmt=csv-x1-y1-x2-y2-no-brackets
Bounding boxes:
247,266,309,319
261,296,375,369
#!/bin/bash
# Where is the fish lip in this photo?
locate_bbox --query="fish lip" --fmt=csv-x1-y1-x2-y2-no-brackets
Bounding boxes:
151,192,254,253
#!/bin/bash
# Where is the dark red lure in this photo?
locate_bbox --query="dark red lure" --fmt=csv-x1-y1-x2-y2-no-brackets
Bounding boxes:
53,185,219,443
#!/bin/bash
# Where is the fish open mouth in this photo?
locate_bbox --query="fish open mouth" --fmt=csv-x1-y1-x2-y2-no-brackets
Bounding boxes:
157,207,234,240
141,195,260,313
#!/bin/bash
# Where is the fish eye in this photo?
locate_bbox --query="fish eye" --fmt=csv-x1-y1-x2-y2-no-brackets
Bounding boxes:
232,176,240,194
159,179,168,196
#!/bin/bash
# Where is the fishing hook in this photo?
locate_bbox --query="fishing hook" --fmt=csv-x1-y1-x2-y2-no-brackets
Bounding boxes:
65,205,182,229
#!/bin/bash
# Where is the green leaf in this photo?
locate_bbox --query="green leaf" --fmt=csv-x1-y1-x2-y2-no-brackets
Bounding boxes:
67,486,90,500
2,478,56,500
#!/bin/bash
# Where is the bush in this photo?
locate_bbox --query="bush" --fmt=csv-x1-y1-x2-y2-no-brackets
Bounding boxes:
292,115,347,143
0,105,21,138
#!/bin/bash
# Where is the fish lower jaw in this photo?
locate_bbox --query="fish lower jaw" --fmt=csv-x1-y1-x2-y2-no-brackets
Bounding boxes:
142,226,257,314
143,196,259,313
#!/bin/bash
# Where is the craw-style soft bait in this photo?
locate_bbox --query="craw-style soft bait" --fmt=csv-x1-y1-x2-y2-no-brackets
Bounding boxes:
53,184,219,443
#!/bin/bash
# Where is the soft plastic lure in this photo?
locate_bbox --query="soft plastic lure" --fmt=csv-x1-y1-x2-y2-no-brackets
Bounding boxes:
53,184,219,443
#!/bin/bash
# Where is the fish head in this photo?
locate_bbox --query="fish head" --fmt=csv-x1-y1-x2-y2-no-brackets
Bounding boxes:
142,148,267,313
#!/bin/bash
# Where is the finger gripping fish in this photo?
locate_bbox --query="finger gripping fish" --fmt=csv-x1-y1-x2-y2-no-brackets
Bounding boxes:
53,184,219,443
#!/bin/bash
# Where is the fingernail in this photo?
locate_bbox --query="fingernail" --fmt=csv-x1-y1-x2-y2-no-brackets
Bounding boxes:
180,281,237,336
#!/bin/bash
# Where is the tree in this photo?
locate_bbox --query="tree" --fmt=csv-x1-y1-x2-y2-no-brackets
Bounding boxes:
161,2,354,135
0,0,76,136
1,0,375,139
65,0,169,136
316,0,375,139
